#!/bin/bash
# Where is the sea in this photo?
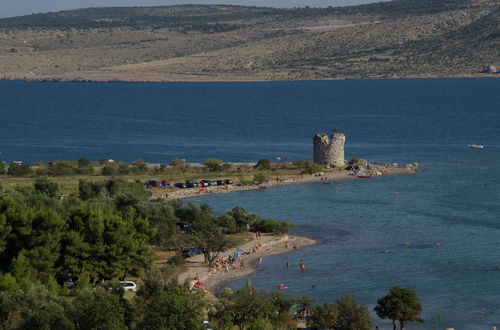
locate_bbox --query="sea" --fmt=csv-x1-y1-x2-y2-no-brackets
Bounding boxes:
1,78,500,329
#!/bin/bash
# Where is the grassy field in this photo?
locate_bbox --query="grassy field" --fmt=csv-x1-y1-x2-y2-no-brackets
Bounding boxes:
0,163,330,195
0,0,498,81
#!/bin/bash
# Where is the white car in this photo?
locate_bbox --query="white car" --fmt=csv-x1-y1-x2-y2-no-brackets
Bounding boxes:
119,281,137,292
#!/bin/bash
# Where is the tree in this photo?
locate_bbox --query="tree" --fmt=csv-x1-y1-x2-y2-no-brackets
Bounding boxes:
71,287,129,330
169,158,185,167
102,162,119,176
253,172,267,184
0,287,73,330
226,206,257,232
309,303,338,329
374,286,424,330
136,283,206,330
254,159,271,170
203,158,223,171
34,176,59,197
78,157,92,167
78,179,104,200
336,293,372,330
212,287,274,330
130,159,148,174
0,162,7,175
269,292,298,330
194,223,236,268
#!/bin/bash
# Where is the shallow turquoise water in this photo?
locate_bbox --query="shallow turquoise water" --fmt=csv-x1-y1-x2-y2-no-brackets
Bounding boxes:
2,78,500,328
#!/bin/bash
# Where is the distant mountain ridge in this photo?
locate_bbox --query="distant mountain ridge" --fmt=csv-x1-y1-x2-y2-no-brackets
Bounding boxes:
0,0,498,81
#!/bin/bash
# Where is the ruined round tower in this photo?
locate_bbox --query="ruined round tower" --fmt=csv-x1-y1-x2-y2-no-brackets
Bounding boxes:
313,131,345,168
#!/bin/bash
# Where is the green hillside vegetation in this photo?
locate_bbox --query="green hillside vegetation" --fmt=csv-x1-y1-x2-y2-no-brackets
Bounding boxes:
0,0,498,81
0,178,292,289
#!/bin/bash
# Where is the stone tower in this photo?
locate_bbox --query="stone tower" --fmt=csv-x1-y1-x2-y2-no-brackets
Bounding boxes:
313,131,345,168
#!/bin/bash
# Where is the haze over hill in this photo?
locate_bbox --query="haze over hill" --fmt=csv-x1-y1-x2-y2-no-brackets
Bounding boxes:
0,0,498,81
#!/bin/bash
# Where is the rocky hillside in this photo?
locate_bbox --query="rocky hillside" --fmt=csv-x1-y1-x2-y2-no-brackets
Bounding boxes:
0,0,498,81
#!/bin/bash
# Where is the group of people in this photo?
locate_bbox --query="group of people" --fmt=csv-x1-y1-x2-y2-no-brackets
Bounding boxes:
284,259,305,273
205,242,265,281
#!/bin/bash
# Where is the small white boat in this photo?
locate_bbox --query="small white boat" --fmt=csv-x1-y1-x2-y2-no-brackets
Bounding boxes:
468,144,484,149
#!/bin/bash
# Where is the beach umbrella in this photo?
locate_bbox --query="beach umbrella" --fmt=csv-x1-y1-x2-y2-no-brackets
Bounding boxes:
195,281,205,286
232,249,244,255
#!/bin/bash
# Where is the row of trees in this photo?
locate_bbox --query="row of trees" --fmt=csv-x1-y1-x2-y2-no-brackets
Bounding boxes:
212,285,423,330
0,157,327,178
0,274,423,330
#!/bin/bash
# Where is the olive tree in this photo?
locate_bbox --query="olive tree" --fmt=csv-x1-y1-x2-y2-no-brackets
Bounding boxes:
374,286,423,330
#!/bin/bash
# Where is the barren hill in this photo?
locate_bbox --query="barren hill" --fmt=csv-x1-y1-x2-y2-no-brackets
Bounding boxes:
0,0,498,81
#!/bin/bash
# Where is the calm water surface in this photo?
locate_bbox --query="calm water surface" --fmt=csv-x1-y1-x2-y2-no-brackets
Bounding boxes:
2,78,500,329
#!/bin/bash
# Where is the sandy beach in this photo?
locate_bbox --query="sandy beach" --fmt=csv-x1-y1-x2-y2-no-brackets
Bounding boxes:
153,165,417,201
178,233,317,292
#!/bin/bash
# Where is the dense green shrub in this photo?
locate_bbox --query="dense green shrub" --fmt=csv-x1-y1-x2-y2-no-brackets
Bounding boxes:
8,164,32,176
253,172,267,184
251,218,294,234
34,176,59,197
0,162,7,175
203,158,224,171
48,162,77,176
254,158,271,170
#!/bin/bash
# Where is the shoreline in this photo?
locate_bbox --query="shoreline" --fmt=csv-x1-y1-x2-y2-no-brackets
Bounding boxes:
1,74,498,84
178,233,318,293
153,166,417,201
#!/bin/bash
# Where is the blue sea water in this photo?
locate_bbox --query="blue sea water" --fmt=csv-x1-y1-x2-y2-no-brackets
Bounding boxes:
1,78,500,328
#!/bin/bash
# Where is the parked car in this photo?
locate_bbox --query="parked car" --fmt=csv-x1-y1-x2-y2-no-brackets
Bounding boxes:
209,180,218,186
175,182,187,188
200,180,211,187
176,222,192,233
160,180,173,188
181,248,203,258
224,179,233,185
216,180,226,186
119,281,137,292
185,180,198,188
146,178,159,188
203,321,215,330
63,279,75,289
